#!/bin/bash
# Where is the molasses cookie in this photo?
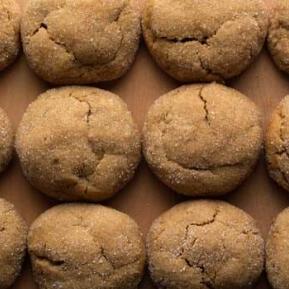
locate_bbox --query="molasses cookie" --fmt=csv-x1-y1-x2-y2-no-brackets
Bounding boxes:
0,198,27,289
142,0,268,82
28,204,146,289
16,86,141,201
0,0,20,71
143,83,263,197
21,0,140,84
147,200,264,289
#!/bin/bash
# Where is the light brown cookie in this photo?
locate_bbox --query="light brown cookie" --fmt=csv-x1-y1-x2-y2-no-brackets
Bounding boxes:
28,204,146,289
265,95,289,192
142,83,263,197
0,198,27,289
142,0,268,82
0,0,21,71
267,0,289,74
21,0,140,85
266,207,289,289
16,86,141,202
147,200,264,289
0,108,13,173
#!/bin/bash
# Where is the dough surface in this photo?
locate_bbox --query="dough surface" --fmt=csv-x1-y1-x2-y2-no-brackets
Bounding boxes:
142,0,268,82
142,83,263,196
0,198,27,289
28,204,146,289
0,0,20,71
16,86,141,201
21,0,140,84
147,200,264,289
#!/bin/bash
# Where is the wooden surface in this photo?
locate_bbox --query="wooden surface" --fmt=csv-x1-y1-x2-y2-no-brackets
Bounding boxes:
1,0,288,288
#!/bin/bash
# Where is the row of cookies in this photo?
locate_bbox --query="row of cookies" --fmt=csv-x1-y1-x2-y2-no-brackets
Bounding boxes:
1,0,289,84
2,198,289,289
0,83,287,201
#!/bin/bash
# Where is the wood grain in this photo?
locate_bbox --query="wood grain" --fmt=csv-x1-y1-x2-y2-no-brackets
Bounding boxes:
1,0,288,288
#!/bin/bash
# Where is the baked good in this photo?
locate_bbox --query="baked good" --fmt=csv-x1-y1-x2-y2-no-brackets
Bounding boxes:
0,0,20,71
21,0,140,84
0,198,27,289
142,83,263,197
147,200,264,289
16,86,141,201
142,0,268,82
28,204,146,289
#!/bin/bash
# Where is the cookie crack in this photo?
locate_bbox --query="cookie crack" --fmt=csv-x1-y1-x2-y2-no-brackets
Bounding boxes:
198,86,210,124
32,252,65,268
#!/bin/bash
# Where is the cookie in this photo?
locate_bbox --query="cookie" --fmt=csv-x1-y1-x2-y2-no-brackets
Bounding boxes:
16,86,141,202
267,0,289,74
0,0,20,71
142,83,263,197
0,198,27,289
266,207,289,289
28,204,146,289
265,95,289,192
147,200,264,289
21,0,140,84
0,108,13,173
142,0,268,82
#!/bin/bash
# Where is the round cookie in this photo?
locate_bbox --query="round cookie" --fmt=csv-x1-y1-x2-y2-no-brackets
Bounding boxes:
0,0,20,71
267,0,289,74
142,83,263,197
21,0,140,85
142,0,268,82
147,200,264,289
265,95,289,192
16,86,141,202
0,198,27,289
28,204,146,289
266,207,289,289
0,108,13,174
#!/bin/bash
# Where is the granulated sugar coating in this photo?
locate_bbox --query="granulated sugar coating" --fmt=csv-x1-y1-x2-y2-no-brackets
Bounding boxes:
0,198,27,289
28,204,146,289
142,83,263,197
266,95,289,193
0,108,13,174
142,0,268,82
0,0,21,71
267,0,289,74
21,0,140,85
16,86,141,202
147,200,264,289
266,208,289,289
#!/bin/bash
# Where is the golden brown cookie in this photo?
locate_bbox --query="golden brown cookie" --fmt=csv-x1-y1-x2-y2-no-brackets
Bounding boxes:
28,204,146,289
266,207,289,289
21,0,140,85
0,198,27,289
147,200,264,289
267,0,289,74
16,86,141,202
0,0,20,71
142,0,268,82
142,83,263,197
265,95,289,192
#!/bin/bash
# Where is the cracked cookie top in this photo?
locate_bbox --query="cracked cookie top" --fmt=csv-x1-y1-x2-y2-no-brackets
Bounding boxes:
0,0,21,71
0,198,27,289
21,0,141,84
266,95,289,192
15,86,141,202
142,83,263,197
142,0,268,82
28,204,146,289
267,0,289,74
147,200,264,289
266,207,289,289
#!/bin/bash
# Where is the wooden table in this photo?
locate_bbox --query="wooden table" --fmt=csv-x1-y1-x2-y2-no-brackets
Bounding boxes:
1,0,287,288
